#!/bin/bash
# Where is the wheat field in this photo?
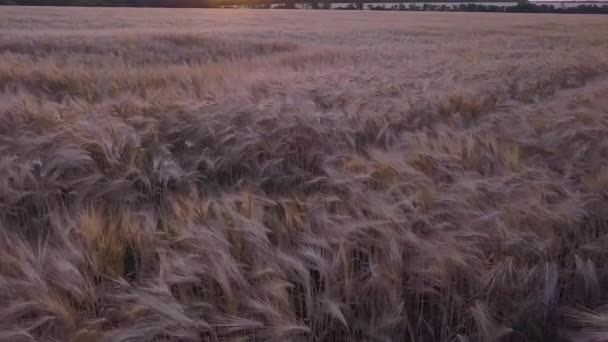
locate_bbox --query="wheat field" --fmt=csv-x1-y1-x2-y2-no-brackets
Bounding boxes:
1,6,608,342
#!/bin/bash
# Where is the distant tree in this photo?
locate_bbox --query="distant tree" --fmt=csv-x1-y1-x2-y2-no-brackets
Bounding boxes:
508,0,537,12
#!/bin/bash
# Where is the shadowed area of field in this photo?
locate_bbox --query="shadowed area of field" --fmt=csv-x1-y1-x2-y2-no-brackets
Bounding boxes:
1,7,608,342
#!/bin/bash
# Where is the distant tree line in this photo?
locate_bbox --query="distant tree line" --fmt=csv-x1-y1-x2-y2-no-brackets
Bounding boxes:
1,0,608,14
363,0,608,13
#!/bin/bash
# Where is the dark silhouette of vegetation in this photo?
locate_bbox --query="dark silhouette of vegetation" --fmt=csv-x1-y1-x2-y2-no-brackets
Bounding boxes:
2,0,608,13
366,0,608,13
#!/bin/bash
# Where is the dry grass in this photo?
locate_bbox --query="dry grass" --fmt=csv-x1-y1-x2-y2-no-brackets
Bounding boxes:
1,6,608,342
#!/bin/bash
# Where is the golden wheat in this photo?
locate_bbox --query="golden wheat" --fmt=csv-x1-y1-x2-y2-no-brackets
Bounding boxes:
1,6,608,342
